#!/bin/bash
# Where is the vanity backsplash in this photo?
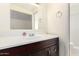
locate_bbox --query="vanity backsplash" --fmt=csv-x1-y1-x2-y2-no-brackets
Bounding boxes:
0,31,36,37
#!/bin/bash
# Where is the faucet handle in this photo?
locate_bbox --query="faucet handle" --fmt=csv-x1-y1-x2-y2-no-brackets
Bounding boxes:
29,33,34,37
22,32,27,36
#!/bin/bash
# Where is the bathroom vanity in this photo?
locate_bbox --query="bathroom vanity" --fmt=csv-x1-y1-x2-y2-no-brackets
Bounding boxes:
0,34,59,56
0,4,59,56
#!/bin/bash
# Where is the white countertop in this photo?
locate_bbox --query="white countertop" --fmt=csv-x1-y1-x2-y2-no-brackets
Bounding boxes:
0,34,58,50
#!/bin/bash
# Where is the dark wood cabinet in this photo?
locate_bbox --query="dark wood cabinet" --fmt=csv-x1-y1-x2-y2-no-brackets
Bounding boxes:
29,48,49,56
0,37,59,56
29,45,58,56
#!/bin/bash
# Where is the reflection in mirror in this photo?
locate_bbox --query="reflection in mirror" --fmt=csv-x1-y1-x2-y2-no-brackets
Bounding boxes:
10,10,32,29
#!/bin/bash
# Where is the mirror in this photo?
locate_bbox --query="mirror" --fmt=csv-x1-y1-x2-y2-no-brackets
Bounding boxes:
10,3,39,30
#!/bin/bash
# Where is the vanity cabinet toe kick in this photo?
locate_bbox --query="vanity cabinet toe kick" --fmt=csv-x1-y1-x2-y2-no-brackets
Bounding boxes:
0,37,59,56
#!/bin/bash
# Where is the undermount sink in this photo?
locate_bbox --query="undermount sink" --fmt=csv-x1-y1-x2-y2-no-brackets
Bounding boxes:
0,36,41,50
0,31,58,50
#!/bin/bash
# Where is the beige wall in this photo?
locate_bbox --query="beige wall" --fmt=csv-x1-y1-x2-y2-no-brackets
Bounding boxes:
47,3,69,56
0,4,10,32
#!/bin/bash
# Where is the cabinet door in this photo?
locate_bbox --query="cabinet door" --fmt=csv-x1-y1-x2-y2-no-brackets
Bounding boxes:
49,45,58,56
29,48,50,56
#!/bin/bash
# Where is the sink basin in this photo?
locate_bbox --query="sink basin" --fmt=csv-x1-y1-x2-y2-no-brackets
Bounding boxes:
0,31,58,50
